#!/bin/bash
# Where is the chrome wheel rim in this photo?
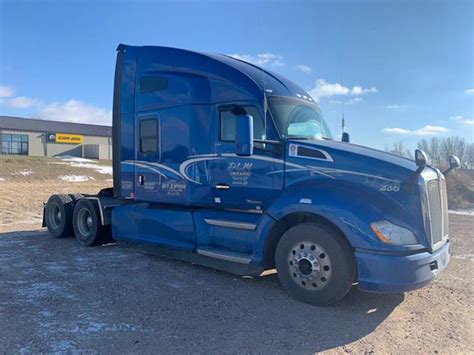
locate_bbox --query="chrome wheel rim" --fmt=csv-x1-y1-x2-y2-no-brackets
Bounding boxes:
288,241,332,290
77,208,93,236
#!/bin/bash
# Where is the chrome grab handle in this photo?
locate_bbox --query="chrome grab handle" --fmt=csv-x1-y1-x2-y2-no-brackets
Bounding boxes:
215,183,230,190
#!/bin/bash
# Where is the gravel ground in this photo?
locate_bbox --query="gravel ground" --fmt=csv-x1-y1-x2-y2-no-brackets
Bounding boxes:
0,156,473,353
0,214,472,354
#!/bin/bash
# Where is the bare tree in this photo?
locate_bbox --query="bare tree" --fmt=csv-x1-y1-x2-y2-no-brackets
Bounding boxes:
454,137,466,163
386,140,412,159
417,137,470,167
465,143,474,169
429,137,442,165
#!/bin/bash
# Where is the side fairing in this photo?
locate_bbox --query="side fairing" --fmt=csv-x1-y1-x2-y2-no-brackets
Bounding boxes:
116,46,139,198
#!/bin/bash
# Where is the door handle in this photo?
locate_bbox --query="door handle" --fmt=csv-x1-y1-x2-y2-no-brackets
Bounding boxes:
215,183,230,190
138,175,144,185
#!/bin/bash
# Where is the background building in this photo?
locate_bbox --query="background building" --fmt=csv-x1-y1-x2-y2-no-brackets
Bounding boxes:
0,116,112,160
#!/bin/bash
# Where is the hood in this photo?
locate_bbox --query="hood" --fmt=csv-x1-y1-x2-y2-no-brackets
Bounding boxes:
290,139,417,172
284,139,419,189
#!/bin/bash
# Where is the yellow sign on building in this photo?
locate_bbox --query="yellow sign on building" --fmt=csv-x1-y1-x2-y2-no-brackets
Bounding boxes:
55,133,84,144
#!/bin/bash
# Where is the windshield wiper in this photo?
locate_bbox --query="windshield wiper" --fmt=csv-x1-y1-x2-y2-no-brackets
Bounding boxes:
286,136,314,140
286,136,332,141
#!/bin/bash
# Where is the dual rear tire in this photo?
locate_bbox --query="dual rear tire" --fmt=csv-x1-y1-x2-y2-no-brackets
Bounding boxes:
44,194,107,246
72,199,107,246
44,194,75,238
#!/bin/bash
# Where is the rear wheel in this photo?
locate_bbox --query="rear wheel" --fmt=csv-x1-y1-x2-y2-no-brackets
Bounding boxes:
44,194,74,238
275,222,355,306
73,199,104,246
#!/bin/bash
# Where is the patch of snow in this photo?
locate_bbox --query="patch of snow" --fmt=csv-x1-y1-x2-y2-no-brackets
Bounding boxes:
21,170,33,176
449,210,474,216
11,170,33,176
46,339,77,352
17,281,65,299
66,162,112,174
59,175,90,182
58,155,97,163
51,157,112,175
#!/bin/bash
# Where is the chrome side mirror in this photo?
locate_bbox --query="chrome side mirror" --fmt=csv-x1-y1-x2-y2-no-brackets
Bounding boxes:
415,149,428,167
444,155,461,176
235,114,254,156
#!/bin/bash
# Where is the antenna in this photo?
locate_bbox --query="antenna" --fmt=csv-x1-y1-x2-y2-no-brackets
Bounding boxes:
262,64,267,140
341,64,345,135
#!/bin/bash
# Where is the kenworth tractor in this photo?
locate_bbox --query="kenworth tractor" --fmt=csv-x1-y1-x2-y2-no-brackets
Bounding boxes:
43,45,459,305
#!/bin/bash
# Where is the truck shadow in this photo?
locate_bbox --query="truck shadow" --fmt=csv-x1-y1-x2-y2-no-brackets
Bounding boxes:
147,254,405,353
213,269,403,353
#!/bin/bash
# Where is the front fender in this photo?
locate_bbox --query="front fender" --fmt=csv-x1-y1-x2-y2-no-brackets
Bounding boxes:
264,179,427,253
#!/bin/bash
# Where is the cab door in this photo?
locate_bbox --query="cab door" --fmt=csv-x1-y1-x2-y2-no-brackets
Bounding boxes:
135,115,161,201
211,105,284,211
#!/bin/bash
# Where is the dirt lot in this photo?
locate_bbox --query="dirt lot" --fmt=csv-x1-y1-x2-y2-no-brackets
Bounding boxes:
0,156,112,231
0,156,473,353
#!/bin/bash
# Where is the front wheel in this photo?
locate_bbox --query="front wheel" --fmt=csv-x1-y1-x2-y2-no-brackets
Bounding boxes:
275,223,356,306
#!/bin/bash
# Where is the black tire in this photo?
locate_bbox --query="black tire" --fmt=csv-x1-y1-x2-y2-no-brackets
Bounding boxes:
275,222,356,306
72,199,104,246
68,193,84,203
44,194,74,238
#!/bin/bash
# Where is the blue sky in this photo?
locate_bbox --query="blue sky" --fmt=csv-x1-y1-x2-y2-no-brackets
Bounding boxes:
1,0,472,150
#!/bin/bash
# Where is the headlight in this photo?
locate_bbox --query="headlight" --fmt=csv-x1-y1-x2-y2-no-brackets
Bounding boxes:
370,221,418,245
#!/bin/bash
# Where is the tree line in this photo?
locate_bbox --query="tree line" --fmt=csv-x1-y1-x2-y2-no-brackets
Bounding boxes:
386,136,474,169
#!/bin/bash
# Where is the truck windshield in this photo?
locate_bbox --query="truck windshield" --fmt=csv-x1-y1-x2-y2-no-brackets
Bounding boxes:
268,96,333,140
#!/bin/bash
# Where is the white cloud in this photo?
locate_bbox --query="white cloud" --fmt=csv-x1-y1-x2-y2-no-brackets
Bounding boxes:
351,85,377,95
0,84,111,125
382,128,411,135
7,96,37,108
412,125,448,136
464,88,474,95
387,104,400,109
296,64,312,73
450,115,474,125
382,125,448,136
309,79,377,102
0,86,14,98
329,97,363,105
39,99,111,125
346,97,363,105
229,53,285,67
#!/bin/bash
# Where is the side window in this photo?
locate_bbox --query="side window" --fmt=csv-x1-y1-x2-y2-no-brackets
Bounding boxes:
139,119,158,154
220,106,266,141
140,76,168,94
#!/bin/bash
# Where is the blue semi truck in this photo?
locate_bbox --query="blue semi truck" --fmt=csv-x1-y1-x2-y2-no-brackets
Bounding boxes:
43,44,460,305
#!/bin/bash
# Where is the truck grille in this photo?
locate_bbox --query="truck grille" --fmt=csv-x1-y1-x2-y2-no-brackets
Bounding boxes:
425,177,449,247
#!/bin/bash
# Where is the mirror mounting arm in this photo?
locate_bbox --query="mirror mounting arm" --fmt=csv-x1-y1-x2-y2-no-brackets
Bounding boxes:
405,149,428,192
